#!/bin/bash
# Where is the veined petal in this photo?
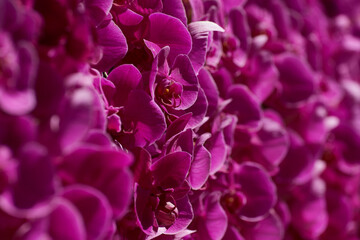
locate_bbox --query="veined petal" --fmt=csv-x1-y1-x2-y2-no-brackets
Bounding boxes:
162,0,187,26
123,90,166,148
151,151,191,189
188,21,224,73
170,55,199,110
147,13,192,66
236,162,277,221
94,21,128,72
107,64,142,106
62,186,112,240
197,192,228,240
225,85,263,130
189,145,211,190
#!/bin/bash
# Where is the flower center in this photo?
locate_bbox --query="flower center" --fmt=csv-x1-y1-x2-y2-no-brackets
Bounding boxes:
155,79,182,108
222,36,238,53
321,146,337,164
221,192,247,213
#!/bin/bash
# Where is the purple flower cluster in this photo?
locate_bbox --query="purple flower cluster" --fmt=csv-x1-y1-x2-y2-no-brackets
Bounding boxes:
1,0,360,239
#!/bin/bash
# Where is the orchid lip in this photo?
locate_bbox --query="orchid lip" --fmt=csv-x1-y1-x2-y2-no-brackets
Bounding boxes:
150,187,179,228
121,120,136,134
155,200,179,227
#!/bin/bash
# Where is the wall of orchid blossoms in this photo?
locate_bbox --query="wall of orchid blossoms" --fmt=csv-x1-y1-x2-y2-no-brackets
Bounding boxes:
1,0,360,239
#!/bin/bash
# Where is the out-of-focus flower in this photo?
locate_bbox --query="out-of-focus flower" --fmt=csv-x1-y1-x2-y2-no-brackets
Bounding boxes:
0,0,40,115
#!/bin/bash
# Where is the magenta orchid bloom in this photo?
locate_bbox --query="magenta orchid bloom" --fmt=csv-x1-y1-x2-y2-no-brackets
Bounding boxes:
1,0,360,239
